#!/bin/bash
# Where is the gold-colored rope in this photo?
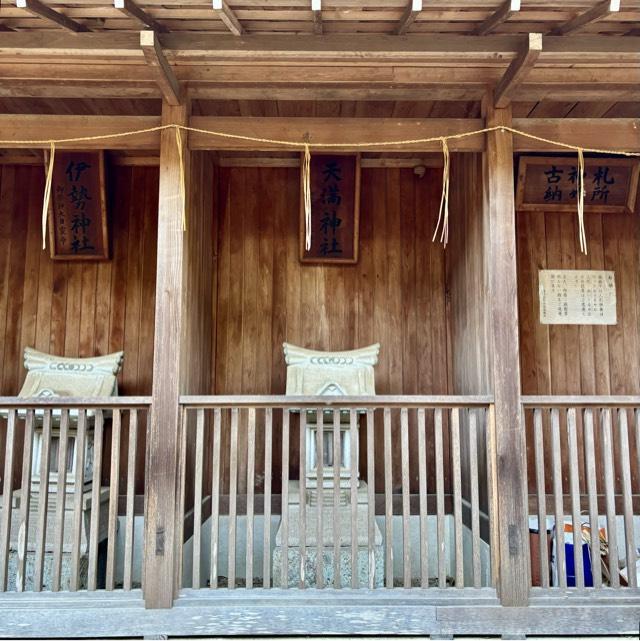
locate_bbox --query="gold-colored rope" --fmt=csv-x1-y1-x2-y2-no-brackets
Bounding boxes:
9,122,638,253
432,137,450,246
175,126,187,231
41,141,55,250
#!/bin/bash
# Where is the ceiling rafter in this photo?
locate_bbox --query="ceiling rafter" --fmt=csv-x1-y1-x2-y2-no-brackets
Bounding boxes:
474,0,521,36
114,0,168,33
140,30,182,106
15,0,89,32
494,33,542,108
396,0,422,36
552,0,621,36
212,0,244,36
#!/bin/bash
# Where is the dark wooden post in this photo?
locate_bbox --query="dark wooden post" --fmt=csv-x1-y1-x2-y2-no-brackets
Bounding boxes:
143,99,190,609
483,96,531,606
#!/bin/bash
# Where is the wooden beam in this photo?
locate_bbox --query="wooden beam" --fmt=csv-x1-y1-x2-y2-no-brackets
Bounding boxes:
143,99,190,609
474,0,521,36
494,32,542,108
2,115,640,154
187,117,485,151
15,0,88,32
552,0,621,36
140,30,182,106
0,114,161,149
213,0,244,36
483,95,530,607
114,0,168,33
0,33,639,65
396,0,422,36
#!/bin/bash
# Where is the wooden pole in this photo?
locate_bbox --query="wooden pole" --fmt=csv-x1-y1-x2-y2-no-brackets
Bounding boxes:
143,99,189,609
482,95,531,606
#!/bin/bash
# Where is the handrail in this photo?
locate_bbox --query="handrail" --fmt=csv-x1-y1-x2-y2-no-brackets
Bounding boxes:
180,394,494,408
0,396,152,408
522,395,640,407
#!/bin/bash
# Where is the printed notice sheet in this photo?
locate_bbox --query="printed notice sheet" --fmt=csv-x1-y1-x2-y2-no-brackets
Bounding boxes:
539,270,616,325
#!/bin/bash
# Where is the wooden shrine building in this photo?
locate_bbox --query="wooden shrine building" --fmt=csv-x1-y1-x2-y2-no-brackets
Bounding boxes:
0,1,640,637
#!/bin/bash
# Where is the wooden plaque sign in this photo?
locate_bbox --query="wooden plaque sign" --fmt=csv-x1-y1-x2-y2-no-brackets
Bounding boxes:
300,153,360,264
49,150,109,260
516,156,640,213
539,269,616,325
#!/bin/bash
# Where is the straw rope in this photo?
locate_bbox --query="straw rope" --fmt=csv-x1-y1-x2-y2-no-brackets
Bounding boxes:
174,126,187,231
7,123,638,252
41,141,55,250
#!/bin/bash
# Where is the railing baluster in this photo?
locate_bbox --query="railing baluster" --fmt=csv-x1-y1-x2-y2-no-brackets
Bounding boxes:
263,408,272,589
52,410,69,592
246,408,256,589
583,408,601,588
16,410,34,592
601,408,619,588
550,408,566,588
210,408,222,589
486,404,499,589
533,408,549,588
417,408,428,588
33,409,52,592
400,407,411,588
333,409,341,588
469,409,481,588
366,409,375,590
280,409,290,589
228,407,239,589
192,409,204,590
0,409,17,592
280,408,291,588
435,407,446,588
566,408,584,589
123,409,138,591
70,409,87,591
383,407,393,588
299,411,307,589
175,406,188,594
617,409,636,588
451,407,463,588
316,409,324,589
349,409,358,589
106,408,121,591
87,409,103,591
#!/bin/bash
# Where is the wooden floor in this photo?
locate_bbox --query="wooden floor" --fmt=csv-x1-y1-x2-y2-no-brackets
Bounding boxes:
0,588,639,638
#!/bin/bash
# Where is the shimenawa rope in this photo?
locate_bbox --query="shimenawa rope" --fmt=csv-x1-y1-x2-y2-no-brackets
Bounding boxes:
15,123,637,254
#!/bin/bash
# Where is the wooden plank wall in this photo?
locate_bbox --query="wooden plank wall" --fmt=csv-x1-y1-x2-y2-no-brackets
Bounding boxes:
447,152,491,518
517,201,640,397
0,162,158,492
517,172,640,494
214,165,450,493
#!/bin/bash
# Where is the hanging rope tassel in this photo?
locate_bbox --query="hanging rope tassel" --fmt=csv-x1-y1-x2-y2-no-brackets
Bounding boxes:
577,148,587,254
303,142,312,251
41,141,56,250
432,137,450,246
175,126,187,231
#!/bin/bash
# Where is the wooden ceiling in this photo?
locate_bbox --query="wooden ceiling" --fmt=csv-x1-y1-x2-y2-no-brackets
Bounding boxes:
1,1,639,36
0,2,639,119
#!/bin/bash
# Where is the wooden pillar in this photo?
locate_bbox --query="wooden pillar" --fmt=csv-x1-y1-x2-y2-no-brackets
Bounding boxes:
483,96,531,606
143,99,190,609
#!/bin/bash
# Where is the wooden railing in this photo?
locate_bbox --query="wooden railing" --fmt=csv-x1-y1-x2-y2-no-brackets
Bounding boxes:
179,395,496,590
0,397,151,593
522,397,640,590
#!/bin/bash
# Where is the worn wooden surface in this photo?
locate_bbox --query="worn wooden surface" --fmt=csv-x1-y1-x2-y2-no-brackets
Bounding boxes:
0,588,639,638
484,100,530,606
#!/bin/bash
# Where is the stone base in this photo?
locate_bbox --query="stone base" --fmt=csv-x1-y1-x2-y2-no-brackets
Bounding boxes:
6,549,91,592
272,545,384,588
272,480,384,588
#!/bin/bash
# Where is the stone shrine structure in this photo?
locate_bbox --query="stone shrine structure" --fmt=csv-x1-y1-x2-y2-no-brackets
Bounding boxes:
272,343,383,588
4,347,123,591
